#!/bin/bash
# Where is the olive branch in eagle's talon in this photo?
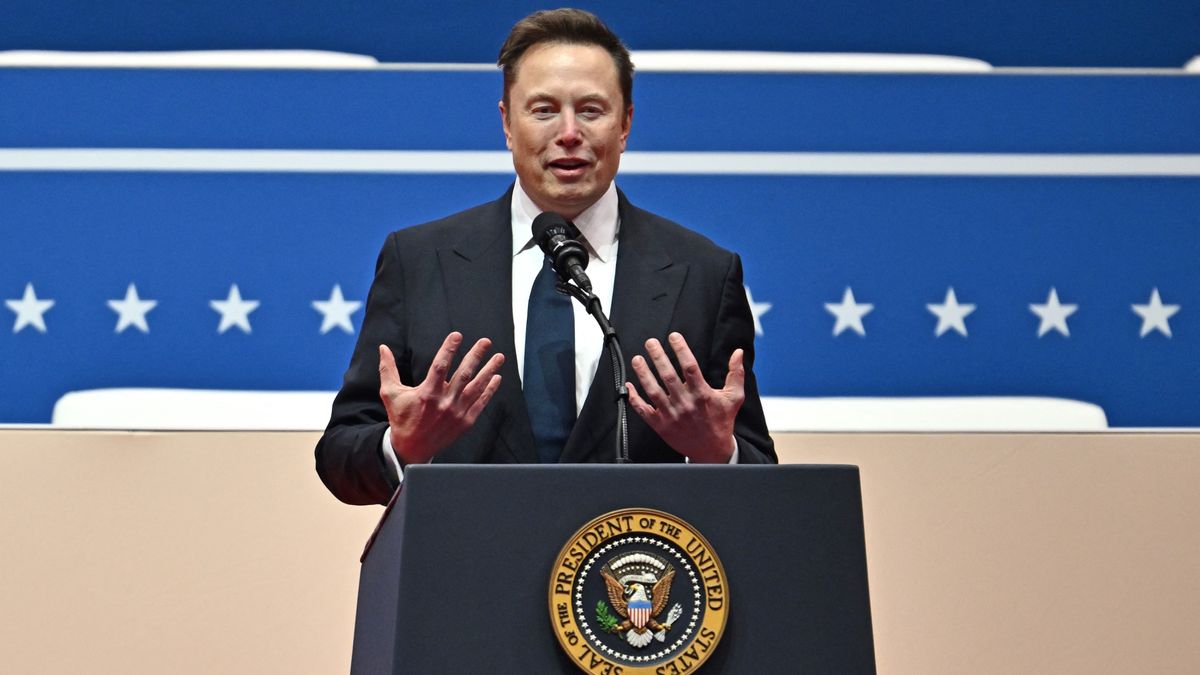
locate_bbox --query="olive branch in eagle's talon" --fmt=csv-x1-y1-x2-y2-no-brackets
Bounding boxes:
596,600,619,631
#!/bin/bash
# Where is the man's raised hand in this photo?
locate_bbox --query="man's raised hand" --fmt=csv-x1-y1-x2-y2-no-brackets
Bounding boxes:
625,332,744,463
378,332,504,465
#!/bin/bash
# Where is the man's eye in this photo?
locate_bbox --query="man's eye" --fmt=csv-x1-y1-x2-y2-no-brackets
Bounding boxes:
580,107,605,119
531,106,555,118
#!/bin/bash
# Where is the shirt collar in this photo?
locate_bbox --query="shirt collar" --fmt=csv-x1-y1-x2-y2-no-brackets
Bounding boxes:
511,180,620,263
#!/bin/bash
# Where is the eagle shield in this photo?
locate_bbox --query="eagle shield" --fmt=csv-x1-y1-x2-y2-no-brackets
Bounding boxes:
628,597,652,629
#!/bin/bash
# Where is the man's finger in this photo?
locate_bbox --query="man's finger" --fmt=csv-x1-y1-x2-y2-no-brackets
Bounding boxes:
723,348,746,394
460,352,506,400
378,344,401,387
625,382,659,423
644,338,684,393
667,332,706,388
631,354,670,410
447,337,493,397
422,331,464,387
464,374,503,425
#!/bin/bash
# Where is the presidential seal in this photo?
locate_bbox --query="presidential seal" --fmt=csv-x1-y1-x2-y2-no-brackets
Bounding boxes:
548,508,728,674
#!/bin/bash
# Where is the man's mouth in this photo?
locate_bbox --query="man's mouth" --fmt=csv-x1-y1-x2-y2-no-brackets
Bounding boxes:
548,158,590,175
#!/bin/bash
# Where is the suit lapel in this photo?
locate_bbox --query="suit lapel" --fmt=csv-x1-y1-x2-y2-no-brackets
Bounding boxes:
436,189,538,463
559,192,688,463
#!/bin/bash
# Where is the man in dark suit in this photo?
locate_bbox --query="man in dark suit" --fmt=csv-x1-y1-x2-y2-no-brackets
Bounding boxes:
316,8,776,506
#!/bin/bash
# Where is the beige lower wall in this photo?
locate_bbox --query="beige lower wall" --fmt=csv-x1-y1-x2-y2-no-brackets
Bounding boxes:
778,433,1200,675
0,430,377,674
1,430,1197,674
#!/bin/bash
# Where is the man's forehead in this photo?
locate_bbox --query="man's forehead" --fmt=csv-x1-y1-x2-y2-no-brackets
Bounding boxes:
511,43,619,83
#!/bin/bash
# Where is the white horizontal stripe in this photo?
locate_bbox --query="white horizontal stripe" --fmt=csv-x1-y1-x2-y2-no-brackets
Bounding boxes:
0,149,513,173
624,152,1200,175
1,149,1199,176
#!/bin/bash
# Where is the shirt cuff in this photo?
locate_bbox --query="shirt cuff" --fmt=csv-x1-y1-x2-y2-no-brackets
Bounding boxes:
380,430,405,484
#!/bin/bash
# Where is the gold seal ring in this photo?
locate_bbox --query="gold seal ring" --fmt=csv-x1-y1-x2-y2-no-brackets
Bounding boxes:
548,508,729,674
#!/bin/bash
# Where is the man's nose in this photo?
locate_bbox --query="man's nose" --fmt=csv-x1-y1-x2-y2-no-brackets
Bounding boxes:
556,111,582,147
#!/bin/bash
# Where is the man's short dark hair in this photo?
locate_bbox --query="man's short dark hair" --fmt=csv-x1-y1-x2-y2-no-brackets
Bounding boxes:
498,8,634,111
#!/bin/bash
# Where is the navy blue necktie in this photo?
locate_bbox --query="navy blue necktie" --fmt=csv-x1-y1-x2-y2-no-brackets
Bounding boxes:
524,261,576,463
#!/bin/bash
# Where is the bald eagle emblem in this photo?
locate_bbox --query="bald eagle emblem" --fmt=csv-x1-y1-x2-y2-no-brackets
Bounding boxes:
597,551,684,648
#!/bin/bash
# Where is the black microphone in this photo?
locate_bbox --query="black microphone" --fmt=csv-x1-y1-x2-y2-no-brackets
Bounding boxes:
532,212,592,293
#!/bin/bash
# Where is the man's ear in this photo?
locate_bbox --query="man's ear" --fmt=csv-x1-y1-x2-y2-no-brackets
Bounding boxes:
619,105,633,152
499,100,513,150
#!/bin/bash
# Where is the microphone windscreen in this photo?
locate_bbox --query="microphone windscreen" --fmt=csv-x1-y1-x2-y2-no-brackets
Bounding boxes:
532,212,578,245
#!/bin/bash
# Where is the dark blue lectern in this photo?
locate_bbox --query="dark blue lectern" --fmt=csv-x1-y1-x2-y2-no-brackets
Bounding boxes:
351,465,875,674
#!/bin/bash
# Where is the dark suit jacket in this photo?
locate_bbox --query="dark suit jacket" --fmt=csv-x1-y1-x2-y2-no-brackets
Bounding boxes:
316,186,776,505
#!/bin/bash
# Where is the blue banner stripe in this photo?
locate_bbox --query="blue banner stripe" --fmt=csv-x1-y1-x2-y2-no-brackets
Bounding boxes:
2,70,1199,152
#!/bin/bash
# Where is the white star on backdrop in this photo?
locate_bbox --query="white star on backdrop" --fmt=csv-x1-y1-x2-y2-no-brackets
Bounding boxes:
312,284,362,334
1029,287,1078,338
5,283,55,334
1131,288,1180,338
107,283,158,333
926,287,976,337
744,286,772,337
824,287,874,337
210,284,260,334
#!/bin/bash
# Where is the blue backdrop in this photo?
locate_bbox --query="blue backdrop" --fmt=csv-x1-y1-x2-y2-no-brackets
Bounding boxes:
1,68,1198,425
3,0,1199,67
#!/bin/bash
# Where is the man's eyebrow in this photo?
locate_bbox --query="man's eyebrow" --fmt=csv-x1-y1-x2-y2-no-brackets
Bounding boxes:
522,91,611,103
523,91,558,103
